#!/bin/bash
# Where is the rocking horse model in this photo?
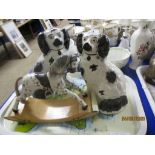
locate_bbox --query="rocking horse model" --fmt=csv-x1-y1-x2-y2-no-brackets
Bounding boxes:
5,55,98,123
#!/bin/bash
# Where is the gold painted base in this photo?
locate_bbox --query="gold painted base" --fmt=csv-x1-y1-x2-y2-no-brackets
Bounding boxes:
5,94,98,123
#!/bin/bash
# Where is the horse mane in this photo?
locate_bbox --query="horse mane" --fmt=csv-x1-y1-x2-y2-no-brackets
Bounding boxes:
50,55,70,75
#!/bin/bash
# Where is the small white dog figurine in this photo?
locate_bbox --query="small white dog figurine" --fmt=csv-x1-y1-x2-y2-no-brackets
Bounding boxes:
76,31,128,115
13,55,88,113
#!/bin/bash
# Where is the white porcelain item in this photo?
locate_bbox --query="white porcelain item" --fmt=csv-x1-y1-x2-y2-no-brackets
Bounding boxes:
118,36,130,50
107,47,131,68
129,20,154,70
104,23,120,47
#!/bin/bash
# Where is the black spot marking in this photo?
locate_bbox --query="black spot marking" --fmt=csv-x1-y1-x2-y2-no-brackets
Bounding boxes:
34,62,43,72
96,55,100,59
99,90,104,95
89,64,98,71
106,71,116,83
87,56,91,61
49,57,54,65
33,89,46,99
82,93,88,98
80,67,85,76
45,91,52,97
99,95,128,112
35,74,51,89
57,83,61,87
58,51,62,55
35,82,40,86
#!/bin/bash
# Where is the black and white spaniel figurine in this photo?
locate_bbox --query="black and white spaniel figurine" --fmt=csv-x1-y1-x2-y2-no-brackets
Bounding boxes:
13,55,87,113
76,31,128,115
33,28,77,73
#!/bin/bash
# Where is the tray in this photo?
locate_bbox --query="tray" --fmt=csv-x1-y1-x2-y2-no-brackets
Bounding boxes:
136,65,155,116
0,76,147,135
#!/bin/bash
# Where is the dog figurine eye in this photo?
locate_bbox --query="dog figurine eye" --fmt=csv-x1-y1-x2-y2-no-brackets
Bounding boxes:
91,37,97,43
57,33,61,37
48,34,54,39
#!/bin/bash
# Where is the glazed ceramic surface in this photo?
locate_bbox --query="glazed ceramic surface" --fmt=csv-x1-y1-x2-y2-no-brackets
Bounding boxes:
76,31,128,115
130,20,154,70
104,23,120,47
107,47,131,68
118,30,131,50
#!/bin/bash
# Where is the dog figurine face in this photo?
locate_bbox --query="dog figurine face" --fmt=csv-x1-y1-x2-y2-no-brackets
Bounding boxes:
38,28,70,55
77,33,110,59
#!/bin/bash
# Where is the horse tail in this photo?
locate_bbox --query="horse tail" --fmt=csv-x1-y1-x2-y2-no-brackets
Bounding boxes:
15,77,22,96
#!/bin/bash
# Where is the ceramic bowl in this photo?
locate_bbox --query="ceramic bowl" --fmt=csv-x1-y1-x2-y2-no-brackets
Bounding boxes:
107,47,131,68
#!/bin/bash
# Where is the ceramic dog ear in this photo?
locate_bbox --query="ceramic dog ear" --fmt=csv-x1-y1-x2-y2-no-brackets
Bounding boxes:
37,32,50,56
76,33,83,54
62,29,70,49
33,60,44,73
97,35,110,58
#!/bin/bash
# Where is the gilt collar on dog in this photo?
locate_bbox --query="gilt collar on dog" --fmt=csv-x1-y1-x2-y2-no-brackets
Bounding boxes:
84,52,97,56
49,47,64,51
44,48,64,56
84,52,100,60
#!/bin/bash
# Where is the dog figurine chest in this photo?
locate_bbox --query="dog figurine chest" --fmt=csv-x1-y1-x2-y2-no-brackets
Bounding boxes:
80,54,104,87
42,50,63,73
80,53,126,100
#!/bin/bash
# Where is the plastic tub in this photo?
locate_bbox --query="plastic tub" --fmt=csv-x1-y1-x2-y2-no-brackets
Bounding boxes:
136,65,155,116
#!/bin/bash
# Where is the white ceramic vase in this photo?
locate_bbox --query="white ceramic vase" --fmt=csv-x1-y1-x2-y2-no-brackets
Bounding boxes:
129,20,154,70
118,31,130,50
104,23,120,47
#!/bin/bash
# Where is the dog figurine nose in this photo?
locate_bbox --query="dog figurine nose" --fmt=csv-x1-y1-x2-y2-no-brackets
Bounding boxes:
83,43,92,51
53,38,62,46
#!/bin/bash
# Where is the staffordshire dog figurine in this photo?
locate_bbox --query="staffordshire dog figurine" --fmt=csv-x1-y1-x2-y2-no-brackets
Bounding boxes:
76,31,128,115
